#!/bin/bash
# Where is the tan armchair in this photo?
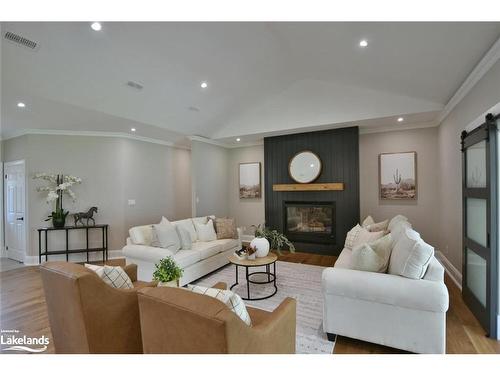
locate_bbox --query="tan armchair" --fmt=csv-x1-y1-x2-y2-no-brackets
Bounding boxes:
137,282,296,353
40,261,156,354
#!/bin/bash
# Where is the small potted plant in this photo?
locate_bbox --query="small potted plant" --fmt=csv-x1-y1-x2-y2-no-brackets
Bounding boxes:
153,257,184,287
252,224,296,255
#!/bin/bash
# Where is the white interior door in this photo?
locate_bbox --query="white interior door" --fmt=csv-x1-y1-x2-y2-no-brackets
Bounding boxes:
4,161,26,262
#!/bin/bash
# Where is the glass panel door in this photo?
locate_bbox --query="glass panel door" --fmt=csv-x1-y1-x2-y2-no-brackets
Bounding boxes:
461,113,498,338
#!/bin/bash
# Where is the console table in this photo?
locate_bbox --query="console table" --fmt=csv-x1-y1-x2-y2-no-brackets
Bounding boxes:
38,224,108,264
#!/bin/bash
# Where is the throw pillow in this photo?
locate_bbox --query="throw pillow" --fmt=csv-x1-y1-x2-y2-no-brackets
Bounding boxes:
185,285,252,326
172,219,198,242
361,215,375,228
388,228,434,279
352,227,385,249
214,217,238,239
350,243,386,272
388,214,409,232
192,216,209,225
176,225,192,250
369,233,393,272
366,219,389,233
85,264,133,289
194,219,217,242
344,224,363,249
151,222,181,253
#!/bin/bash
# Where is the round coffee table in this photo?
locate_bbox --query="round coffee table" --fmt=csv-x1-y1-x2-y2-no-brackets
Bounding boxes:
228,253,278,301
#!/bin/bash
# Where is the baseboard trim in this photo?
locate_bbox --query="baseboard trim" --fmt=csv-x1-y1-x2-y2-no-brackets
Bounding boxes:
0,247,7,258
24,249,124,266
435,250,462,290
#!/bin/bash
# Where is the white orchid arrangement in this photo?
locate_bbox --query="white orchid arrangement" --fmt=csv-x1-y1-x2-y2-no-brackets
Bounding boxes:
33,173,82,203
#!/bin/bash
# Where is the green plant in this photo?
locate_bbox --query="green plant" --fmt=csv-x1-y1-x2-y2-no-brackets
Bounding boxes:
252,224,296,255
152,257,184,282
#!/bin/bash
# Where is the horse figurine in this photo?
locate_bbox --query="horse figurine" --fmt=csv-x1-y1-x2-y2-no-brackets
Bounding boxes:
73,207,98,226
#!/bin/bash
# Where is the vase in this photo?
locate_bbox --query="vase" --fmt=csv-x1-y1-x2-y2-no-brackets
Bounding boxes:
52,210,68,228
250,237,270,258
157,279,179,287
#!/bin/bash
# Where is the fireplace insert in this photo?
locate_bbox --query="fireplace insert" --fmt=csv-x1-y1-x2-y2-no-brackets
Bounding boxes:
283,201,335,244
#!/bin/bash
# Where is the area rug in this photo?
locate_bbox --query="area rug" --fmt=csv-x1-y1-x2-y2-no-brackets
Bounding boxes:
193,260,334,354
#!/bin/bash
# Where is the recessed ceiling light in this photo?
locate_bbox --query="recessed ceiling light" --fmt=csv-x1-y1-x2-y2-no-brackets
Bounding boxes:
131,128,136,132
200,82,208,89
359,40,368,47
17,102,25,108
91,22,102,31
397,117,404,122
236,138,241,142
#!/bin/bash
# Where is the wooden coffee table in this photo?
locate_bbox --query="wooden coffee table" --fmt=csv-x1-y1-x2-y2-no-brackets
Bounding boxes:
228,253,278,301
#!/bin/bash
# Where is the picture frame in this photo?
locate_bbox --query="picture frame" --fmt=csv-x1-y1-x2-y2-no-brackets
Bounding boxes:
239,162,261,199
379,151,417,200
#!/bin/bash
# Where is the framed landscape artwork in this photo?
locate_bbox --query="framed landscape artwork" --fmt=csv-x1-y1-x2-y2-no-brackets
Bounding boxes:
379,151,417,200
239,162,261,199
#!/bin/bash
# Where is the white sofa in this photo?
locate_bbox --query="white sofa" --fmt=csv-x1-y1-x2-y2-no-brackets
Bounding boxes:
123,216,242,285
322,222,449,354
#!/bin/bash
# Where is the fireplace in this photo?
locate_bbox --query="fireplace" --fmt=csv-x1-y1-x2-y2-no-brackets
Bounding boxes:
283,201,335,244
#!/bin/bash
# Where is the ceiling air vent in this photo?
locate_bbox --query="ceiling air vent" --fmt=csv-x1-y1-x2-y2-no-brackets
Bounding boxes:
126,81,144,90
3,31,39,51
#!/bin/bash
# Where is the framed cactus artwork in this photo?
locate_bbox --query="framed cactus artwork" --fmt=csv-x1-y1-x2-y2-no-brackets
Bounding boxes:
379,151,417,200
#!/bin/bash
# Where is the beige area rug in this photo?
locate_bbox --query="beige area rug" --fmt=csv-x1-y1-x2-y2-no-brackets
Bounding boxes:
194,260,334,354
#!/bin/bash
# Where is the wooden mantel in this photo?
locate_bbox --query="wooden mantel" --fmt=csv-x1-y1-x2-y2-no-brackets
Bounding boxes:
272,183,344,192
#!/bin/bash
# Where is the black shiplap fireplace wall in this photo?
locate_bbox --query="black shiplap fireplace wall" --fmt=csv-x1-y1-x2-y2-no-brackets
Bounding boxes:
264,126,360,256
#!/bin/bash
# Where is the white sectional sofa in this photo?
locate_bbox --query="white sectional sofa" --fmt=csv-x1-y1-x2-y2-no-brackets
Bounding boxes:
123,216,241,285
322,217,449,354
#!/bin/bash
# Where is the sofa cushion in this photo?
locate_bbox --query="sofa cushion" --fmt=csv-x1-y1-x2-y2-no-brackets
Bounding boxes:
122,244,176,262
172,219,198,242
388,214,409,232
172,250,202,268
191,241,222,260
389,228,434,279
194,219,217,242
213,239,240,252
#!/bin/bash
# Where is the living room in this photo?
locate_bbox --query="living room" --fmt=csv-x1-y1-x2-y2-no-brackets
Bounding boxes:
1,0,500,372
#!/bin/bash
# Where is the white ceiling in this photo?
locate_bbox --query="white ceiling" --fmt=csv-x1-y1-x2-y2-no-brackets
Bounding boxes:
1,22,499,145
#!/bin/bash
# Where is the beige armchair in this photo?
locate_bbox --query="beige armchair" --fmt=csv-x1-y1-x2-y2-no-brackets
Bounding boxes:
137,282,296,353
40,261,156,354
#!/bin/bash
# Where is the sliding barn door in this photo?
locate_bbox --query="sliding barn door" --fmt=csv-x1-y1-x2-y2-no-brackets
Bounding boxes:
461,113,498,338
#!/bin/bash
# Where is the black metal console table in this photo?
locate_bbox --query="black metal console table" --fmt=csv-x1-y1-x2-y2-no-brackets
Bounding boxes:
38,224,108,264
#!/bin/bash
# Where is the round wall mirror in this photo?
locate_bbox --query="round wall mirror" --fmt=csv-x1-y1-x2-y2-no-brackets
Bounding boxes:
289,151,322,183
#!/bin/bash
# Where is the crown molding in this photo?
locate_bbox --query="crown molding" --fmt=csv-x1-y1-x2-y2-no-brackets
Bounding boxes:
0,129,191,150
188,135,263,149
359,120,438,135
438,36,500,124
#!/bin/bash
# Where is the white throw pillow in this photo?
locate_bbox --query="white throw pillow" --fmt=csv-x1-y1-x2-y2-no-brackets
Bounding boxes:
176,225,192,250
129,217,168,245
172,219,198,242
345,224,384,250
369,233,393,272
194,219,217,242
85,264,133,289
388,214,409,232
361,215,375,228
345,224,363,249
185,285,252,326
350,243,386,272
151,222,181,253
192,216,209,225
366,219,389,233
388,228,434,279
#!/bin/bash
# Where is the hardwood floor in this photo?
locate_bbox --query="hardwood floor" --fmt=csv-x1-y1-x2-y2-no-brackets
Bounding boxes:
0,253,499,354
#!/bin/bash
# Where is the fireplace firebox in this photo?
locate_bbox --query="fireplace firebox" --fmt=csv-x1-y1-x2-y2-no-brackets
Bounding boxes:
283,201,335,244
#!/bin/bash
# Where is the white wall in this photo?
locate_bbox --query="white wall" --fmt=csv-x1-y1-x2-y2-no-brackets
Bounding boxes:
360,127,440,246
1,134,191,257
228,145,265,235
190,140,229,218
438,58,500,270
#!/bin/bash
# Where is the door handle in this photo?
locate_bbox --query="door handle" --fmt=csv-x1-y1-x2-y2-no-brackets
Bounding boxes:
16,217,24,221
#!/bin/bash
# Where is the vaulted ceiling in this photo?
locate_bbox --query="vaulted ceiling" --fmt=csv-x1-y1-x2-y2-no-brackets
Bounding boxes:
2,22,500,146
